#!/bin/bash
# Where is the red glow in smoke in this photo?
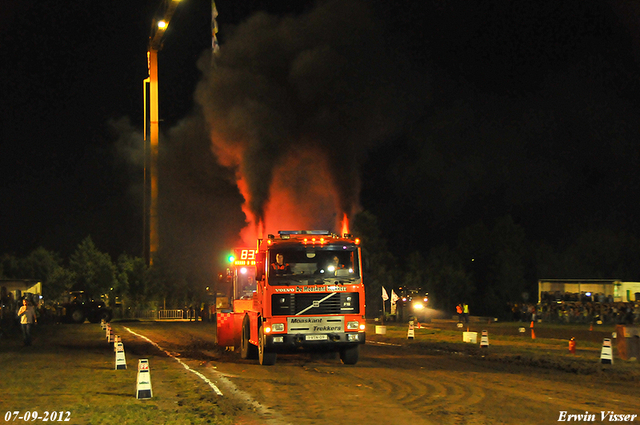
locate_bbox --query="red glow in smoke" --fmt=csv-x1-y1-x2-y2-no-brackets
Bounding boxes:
238,147,348,245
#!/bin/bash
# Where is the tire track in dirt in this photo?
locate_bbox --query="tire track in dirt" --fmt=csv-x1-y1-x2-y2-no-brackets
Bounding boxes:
118,322,640,425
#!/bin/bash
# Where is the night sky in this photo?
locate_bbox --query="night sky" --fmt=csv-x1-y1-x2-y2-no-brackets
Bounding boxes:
2,0,640,269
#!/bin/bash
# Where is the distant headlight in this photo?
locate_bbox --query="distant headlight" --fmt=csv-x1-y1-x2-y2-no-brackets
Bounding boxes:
347,321,359,330
272,323,285,332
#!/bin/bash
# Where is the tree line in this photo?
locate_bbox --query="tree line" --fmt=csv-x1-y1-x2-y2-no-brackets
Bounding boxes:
353,211,640,319
0,237,153,310
3,212,640,319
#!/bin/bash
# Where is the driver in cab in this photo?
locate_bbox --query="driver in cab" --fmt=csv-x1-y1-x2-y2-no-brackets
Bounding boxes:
271,253,291,275
327,255,345,273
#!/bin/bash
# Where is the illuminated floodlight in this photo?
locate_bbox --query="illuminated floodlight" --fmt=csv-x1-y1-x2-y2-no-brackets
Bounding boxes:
157,20,167,29
413,302,424,310
240,267,247,274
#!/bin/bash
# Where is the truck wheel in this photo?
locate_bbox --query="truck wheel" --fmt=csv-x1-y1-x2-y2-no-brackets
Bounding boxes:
71,309,85,324
340,345,359,365
258,324,277,366
241,316,258,359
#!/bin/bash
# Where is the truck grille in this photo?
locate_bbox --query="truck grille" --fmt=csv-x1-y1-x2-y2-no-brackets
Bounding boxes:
272,292,359,316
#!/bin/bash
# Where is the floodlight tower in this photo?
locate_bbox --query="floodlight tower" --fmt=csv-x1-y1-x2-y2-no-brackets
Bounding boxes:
143,0,183,266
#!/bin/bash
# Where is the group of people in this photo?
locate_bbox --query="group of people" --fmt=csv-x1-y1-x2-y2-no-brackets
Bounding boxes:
509,301,639,325
456,303,470,323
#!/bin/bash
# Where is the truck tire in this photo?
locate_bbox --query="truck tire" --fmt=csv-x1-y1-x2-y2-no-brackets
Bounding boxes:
340,345,359,365
258,324,277,366
71,309,85,324
241,316,258,360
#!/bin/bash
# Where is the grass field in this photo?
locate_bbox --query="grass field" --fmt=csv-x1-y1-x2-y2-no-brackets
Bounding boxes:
1,319,638,424
0,322,233,425
370,319,640,379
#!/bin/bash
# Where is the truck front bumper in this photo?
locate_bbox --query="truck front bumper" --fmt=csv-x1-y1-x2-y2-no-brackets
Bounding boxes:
264,331,366,350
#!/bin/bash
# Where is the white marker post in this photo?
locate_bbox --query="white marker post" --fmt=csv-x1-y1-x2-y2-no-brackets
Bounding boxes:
115,342,127,370
136,359,153,399
113,335,121,351
407,320,415,339
600,338,614,365
480,330,489,348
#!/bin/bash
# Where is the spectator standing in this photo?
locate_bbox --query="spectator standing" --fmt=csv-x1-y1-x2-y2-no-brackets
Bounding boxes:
17,299,37,346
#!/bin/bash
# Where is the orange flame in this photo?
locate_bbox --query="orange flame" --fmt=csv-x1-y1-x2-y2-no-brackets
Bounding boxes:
341,213,349,235
227,144,354,246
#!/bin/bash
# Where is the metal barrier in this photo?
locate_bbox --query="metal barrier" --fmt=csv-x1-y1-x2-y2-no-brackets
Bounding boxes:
158,309,187,320
113,309,190,320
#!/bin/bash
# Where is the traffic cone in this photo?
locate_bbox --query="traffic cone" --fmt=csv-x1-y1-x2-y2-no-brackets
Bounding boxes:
480,330,489,348
590,323,593,331
530,321,534,329
531,328,536,340
407,321,415,340
600,338,614,364
115,342,127,370
568,337,576,354
136,359,153,399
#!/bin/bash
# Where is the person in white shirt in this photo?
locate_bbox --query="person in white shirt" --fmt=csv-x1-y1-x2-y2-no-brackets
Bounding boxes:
17,299,37,346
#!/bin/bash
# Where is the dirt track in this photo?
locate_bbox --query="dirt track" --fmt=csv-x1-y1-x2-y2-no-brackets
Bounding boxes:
119,321,640,425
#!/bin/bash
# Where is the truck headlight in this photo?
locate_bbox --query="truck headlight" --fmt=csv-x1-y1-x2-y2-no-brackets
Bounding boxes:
271,323,285,332
347,321,359,330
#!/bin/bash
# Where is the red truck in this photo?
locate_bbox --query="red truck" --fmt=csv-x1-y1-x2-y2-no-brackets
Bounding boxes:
217,231,366,365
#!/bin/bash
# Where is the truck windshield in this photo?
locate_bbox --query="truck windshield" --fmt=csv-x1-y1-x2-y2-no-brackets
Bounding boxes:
268,246,360,284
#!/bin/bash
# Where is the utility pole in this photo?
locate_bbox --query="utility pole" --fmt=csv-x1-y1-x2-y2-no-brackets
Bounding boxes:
144,0,183,266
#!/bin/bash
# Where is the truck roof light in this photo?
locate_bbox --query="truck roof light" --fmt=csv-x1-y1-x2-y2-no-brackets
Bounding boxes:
279,230,330,235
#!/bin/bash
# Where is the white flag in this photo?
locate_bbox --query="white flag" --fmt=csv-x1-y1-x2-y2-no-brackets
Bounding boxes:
382,286,389,301
391,290,399,305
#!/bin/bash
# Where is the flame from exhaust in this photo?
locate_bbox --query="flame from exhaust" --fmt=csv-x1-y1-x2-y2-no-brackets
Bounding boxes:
341,213,349,235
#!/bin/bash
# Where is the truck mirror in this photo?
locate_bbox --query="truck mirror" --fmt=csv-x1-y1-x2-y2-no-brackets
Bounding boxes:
256,252,265,281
